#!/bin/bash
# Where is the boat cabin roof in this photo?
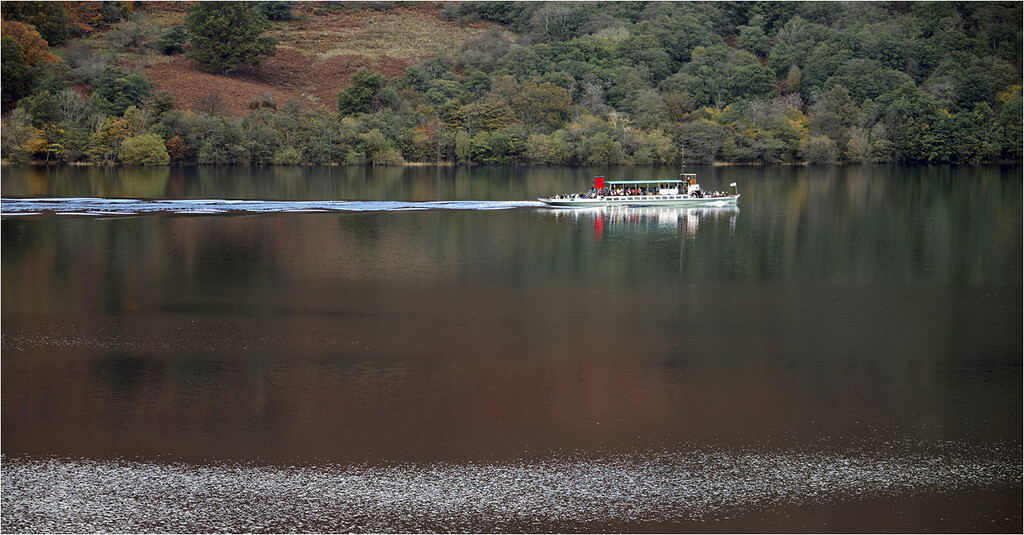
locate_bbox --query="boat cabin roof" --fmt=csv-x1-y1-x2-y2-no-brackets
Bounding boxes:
605,179,688,186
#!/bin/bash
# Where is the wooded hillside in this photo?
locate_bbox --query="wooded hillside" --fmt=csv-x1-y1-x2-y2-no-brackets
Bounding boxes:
2,1,1021,165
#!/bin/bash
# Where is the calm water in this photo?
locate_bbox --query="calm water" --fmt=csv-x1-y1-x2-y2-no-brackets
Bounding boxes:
2,164,1021,532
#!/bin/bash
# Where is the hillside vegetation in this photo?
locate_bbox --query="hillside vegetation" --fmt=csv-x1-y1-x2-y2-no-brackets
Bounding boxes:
2,1,1021,166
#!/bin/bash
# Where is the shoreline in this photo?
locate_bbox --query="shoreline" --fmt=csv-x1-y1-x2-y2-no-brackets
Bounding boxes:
4,160,1022,168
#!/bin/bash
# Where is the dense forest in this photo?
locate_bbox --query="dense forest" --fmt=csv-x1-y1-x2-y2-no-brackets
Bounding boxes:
1,1,1021,166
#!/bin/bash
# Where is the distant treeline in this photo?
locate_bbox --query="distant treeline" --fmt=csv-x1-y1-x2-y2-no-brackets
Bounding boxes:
2,1,1021,165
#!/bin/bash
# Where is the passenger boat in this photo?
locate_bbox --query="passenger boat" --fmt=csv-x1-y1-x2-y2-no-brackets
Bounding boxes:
538,174,739,207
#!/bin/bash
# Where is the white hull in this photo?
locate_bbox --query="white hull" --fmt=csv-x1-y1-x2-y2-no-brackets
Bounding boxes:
538,194,739,207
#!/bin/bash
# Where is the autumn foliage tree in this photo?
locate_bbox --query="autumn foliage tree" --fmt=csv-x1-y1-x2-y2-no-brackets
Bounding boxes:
0,20,58,66
62,1,103,34
165,136,188,162
0,1,69,46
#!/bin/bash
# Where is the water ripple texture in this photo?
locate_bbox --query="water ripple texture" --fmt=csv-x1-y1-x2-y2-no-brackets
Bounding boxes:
3,443,1019,533
0,198,544,216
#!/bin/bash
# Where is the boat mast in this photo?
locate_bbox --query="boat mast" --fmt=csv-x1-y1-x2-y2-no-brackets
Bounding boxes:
680,142,685,175
680,142,690,193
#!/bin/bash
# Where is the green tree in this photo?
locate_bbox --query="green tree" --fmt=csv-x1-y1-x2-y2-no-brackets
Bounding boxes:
0,107,37,162
154,25,187,55
302,107,343,164
119,133,171,165
877,82,942,162
844,127,873,162
678,120,727,163
338,69,387,117
766,42,798,78
273,146,303,165
784,65,802,95
146,90,175,120
1,36,33,112
241,108,281,164
197,118,246,164
524,131,571,165
454,97,517,132
661,44,777,108
810,84,858,151
860,23,909,72
53,123,88,163
996,92,1023,160
473,127,525,164
154,110,203,162
799,135,840,164
801,43,853,99
636,6,719,63
664,91,696,123
513,81,571,134
185,1,277,75
92,66,152,116
259,1,296,21
360,129,404,165
737,15,770,57
23,89,58,128
633,129,676,165
29,59,71,97
825,59,914,104
629,89,669,131
581,131,618,165
454,130,471,163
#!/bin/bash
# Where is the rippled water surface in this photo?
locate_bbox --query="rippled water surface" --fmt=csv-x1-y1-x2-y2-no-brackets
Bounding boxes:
2,164,1021,532
4,442,1020,533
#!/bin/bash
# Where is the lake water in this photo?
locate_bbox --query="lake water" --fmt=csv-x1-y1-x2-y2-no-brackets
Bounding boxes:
2,164,1021,532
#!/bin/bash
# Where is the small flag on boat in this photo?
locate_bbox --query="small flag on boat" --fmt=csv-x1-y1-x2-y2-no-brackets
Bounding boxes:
730,182,737,187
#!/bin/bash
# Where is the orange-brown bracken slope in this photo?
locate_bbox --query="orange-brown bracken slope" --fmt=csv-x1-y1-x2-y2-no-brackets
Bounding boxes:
141,2,482,117
147,49,411,116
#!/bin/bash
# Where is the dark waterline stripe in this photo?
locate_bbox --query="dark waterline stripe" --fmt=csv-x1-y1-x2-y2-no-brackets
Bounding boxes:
3,443,1019,533
1,198,546,215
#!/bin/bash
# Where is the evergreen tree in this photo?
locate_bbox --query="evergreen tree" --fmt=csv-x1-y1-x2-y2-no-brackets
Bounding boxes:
185,2,277,75
154,26,188,55
92,67,153,116
338,69,387,117
1,36,32,112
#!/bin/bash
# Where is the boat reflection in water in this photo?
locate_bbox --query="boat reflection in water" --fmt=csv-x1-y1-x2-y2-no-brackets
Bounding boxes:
541,204,739,241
